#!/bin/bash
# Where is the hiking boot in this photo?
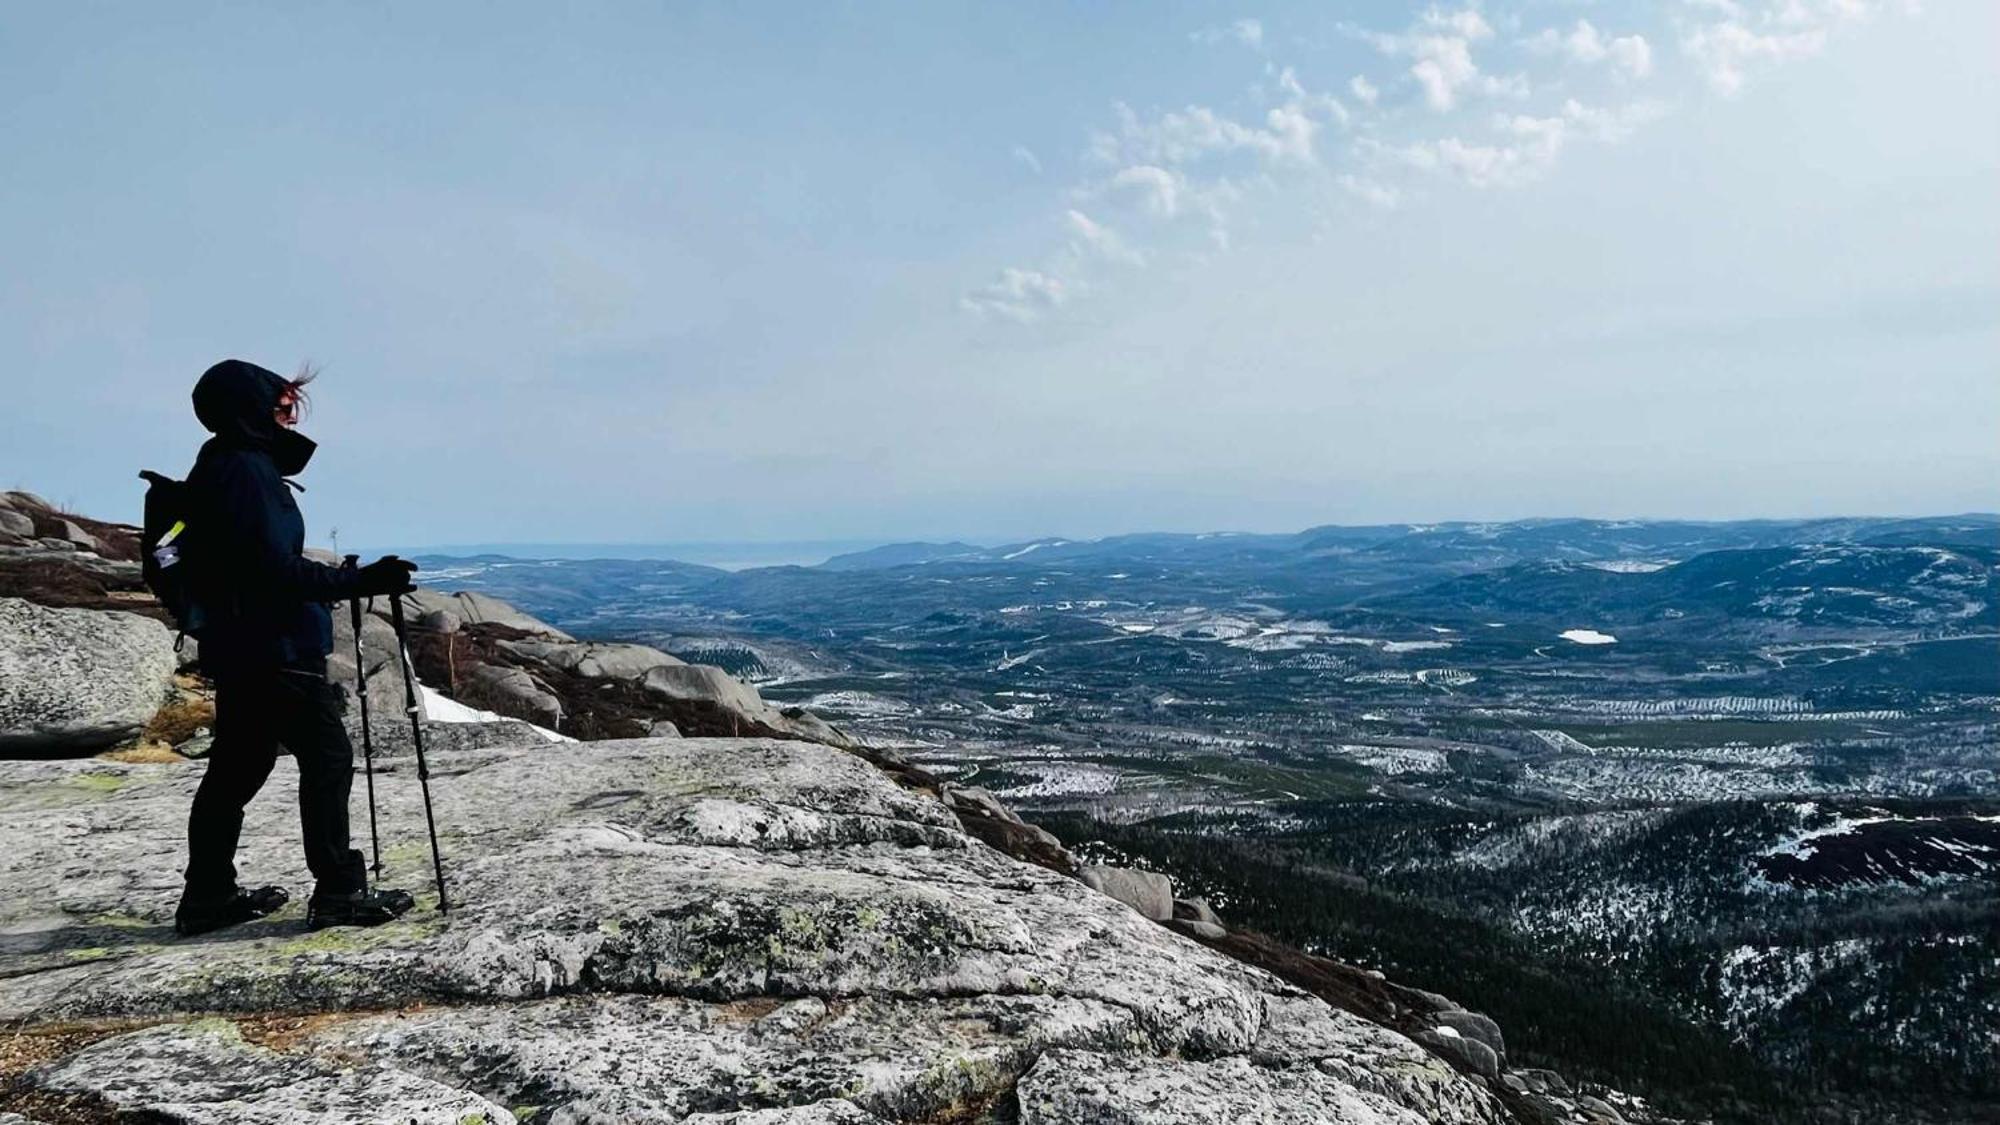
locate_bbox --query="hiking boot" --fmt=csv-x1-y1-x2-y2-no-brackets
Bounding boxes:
306,886,415,930
175,885,290,937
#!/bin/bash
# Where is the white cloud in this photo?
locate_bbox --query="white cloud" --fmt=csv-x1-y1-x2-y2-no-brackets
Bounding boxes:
1679,0,1901,95
1410,39,1479,110
960,267,1074,324
1360,7,1526,112
1349,75,1380,105
1383,98,1667,188
1065,209,1146,266
1012,145,1043,174
1096,100,1319,169
1527,20,1654,79
1193,18,1265,49
1682,18,1827,95
1422,8,1494,40
1278,67,1350,128
1106,164,1184,218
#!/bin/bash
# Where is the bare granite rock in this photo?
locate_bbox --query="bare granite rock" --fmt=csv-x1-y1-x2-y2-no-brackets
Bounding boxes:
0,597,177,752
1017,1049,1453,1125
1079,865,1174,922
27,1020,511,1123
502,638,685,680
402,588,574,640
0,737,1504,1123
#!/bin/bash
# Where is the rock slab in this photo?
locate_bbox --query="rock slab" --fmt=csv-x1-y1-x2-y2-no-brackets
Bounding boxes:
0,737,1503,1124
0,596,176,751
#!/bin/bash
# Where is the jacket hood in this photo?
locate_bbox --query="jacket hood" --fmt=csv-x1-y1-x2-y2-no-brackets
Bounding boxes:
193,359,317,474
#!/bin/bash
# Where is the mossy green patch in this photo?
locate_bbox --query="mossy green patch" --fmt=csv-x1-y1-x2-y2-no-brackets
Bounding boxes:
184,1016,245,1041
69,772,128,794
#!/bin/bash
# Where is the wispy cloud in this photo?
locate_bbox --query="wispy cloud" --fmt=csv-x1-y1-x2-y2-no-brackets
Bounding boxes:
959,267,1073,324
1065,209,1146,267
1679,0,1905,95
1525,19,1654,79
1375,98,1668,188
1192,18,1265,50
1011,145,1043,174
962,1,1916,324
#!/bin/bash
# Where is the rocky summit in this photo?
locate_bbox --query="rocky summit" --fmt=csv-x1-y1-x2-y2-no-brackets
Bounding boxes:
2,736,1503,1124
0,489,1669,1124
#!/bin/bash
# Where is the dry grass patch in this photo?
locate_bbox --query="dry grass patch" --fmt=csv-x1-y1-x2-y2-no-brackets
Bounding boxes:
99,741,186,765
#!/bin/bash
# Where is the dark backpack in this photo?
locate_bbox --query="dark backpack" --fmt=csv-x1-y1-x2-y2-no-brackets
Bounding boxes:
138,470,206,640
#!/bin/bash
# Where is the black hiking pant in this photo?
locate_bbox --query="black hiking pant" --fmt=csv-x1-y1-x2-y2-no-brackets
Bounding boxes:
183,658,365,901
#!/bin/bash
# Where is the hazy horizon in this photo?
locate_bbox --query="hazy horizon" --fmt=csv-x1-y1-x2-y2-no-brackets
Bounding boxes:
368,509,1998,572
4,3,1994,545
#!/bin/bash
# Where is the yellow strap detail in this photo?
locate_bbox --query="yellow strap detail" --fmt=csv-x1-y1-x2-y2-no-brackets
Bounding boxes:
158,520,186,547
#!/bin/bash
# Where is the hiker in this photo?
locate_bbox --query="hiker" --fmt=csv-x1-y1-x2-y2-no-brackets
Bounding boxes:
173,359,420,936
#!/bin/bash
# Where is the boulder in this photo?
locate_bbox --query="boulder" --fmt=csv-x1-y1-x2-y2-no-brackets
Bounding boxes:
942,783,1022,824
1171,918,1228,940
401,589,572,640
1517,1067,1569,1095
1414,1027,1501,1080
461,663,563,729
776,706,854,748
1434,1009,1505,1063
1174,897,1221,926
57,519,98,552
329,601,417,733
1406,987,1462,1014
1,490,50,510
641,661,769,717
647,719,682,737
0,738,1505,1124
1578,1094,1629,1123
501,638,683,680
1079,864,1174,921
0,509,34,540
0,597,177,752
418,608,461,634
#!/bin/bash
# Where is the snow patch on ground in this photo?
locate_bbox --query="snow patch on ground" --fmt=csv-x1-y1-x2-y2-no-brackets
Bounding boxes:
1333,744,1451,775
986,761,1123,799
1560,629,1618,645
419,685,571,742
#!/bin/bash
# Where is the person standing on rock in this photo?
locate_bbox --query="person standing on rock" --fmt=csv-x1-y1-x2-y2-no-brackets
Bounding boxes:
174,359,420,936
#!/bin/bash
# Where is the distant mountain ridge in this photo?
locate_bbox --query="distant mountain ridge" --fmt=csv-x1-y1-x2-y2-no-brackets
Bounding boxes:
819,515,2000,573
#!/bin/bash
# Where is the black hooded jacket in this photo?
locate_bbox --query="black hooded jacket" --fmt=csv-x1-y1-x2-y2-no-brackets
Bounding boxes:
185,360,362,674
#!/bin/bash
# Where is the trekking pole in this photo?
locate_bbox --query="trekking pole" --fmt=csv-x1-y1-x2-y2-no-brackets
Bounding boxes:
343,557,383,876
387,592,450,914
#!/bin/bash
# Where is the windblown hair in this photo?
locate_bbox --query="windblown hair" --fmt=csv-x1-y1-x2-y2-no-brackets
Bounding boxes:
287,361,319,421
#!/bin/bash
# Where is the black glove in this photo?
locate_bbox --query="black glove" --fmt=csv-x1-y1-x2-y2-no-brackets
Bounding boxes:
354,555,419,597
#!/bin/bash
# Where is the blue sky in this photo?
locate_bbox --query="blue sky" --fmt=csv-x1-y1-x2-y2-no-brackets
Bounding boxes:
2,1,1993,548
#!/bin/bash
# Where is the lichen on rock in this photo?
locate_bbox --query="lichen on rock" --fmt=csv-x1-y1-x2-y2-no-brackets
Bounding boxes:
0,736,1511,1123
